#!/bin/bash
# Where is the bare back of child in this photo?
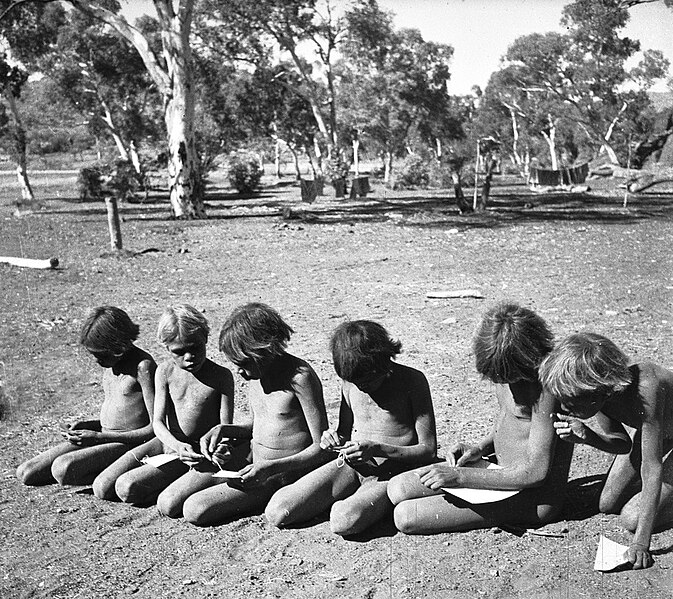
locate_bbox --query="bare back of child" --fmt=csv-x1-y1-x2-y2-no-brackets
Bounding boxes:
388,303,573,534
182,303,328,527
541,333,673,569
16,306,156,500
265,320,437,537
114,305,234,513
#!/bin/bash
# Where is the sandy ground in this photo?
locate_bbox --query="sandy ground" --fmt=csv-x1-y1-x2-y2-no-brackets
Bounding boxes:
1,174,673,598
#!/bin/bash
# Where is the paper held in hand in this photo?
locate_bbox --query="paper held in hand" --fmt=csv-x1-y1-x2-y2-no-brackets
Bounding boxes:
141,453,181,468
212,469,243,480
442,462,521,504
594,535,630,572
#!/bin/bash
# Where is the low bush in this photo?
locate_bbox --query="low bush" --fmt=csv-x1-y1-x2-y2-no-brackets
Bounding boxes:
227,150,263,195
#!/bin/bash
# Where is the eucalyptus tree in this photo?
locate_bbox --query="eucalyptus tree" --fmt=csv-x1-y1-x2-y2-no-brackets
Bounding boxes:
200,0,345,169
495,0,669,167
339,0,454,183
0,0,63,206
2,0,207,218
43,11,163,176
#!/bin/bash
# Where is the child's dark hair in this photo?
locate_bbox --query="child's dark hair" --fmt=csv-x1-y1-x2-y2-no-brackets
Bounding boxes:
330,320,402,381
219,303,293,364
538,332,632,403
80,306,140,355
473,302,553,384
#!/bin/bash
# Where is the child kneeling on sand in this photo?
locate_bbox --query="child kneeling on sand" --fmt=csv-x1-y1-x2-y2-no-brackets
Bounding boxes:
181,303,329,526
265,319,437,536
388,303,573,535
17,306,156,500
540,332,673,570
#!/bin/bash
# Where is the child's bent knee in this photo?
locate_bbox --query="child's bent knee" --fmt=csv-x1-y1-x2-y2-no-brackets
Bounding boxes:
330,501,364,536
387,473,417,505
264,500,290,528
618,509,638,533
393,503,420,535
115,474,144,504
16,462,43,486
157,491,183,519
182,496,212,527
92,475,117,501
50,456,73,486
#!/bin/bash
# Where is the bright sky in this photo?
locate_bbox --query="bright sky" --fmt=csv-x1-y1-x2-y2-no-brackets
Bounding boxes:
378,0,673,93
121,0,673,94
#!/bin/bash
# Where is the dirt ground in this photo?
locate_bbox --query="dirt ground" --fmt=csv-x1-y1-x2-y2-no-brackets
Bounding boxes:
1,172,673,599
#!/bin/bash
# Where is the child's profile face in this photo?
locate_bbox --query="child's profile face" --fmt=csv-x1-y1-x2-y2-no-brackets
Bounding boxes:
85,347,123,368
349,368,391,394
166,337,207,373
560,392,607,420
232,358,263,381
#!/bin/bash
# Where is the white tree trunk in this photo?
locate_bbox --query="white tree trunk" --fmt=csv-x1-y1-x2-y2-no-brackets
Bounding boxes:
542,115,559,170
352,138,360,176
5,90,35,204
67,0,204,218
383,151,393,184
274,137,282,179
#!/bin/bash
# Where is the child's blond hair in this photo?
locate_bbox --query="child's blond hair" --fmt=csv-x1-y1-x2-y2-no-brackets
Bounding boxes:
539,332,632,401
219,303,292,364
473,302,553,385
157,304,210,345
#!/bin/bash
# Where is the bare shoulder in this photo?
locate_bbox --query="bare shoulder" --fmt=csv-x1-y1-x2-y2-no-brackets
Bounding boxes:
635,362,673,406
392,362,427,382
287,355,320,386
156,359,175,381
201,359,234,390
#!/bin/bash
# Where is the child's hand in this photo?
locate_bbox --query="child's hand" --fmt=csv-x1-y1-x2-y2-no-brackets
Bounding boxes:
447,443,482,467
319,429,343,450
200,425,226,461
175,443,203,467
553,414,589,443
340,440,377,464
415,463,460,490
238,460,277,486
60,427,100,446
627,543,653,569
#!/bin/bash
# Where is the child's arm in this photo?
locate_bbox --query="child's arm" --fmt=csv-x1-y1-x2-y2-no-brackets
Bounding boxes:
629,415,662,569
320,392,354,449
417,391,560,490
152,364,202,464
239,367,327,483
340,372,437,464
63,359,157,446
448,425,496,466
553,411,631,454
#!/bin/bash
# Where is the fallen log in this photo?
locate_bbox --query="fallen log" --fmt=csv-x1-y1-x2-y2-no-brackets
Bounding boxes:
0,256,59,269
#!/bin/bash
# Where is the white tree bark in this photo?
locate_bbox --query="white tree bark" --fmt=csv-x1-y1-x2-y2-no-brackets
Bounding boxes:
67,0,204,218
4,89,35,204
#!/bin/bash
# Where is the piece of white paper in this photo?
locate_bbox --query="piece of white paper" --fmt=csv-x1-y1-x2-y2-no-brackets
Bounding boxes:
594,535,630,572
141,453,181,468
442,462,521,504
212,469,243,480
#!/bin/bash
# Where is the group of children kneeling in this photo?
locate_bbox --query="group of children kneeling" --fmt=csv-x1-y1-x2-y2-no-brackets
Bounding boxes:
17,301,673,570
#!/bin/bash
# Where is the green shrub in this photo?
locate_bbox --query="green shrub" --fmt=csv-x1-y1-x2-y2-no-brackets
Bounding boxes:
396,154,430,189
227,150,263,195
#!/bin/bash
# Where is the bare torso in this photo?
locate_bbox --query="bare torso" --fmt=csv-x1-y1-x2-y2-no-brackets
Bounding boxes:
347,363,422,448
250,355,318,461
99,348,153,433
604,363,673,443
161,359,227,445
